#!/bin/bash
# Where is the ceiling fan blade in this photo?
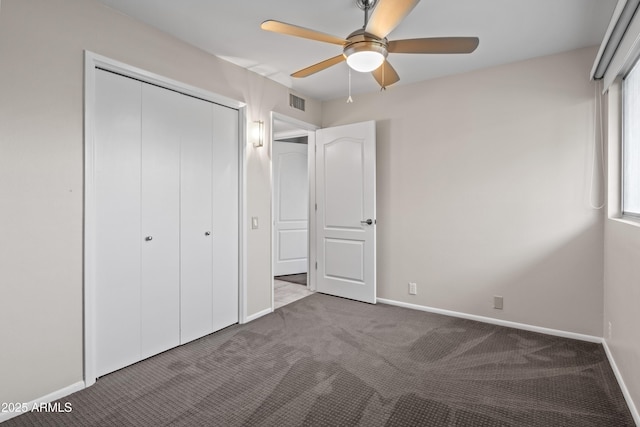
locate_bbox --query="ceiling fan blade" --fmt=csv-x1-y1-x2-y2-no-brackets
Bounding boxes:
372,60,400,89
388,37,479,54
291,54,346,78
365,0,420,39
261,20,347,46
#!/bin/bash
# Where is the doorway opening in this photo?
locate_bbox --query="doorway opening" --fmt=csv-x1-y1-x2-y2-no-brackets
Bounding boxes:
271,114,317,309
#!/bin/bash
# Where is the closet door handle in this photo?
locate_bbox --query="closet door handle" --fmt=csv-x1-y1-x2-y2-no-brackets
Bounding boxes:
205,231,211,236
145,236,153,241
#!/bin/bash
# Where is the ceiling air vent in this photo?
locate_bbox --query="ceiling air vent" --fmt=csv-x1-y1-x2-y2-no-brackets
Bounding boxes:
289,93,306,112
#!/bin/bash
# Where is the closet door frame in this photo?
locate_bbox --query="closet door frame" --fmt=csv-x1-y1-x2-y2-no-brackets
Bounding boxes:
83,51,247,386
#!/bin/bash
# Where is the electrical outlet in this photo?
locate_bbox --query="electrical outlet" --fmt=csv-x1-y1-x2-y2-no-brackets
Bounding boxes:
493,295,504,310
409,282,417,295
608,321,612,339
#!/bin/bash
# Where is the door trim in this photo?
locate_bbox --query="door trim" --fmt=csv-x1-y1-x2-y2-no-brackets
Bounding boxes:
270,112,319,311
84,51,247,386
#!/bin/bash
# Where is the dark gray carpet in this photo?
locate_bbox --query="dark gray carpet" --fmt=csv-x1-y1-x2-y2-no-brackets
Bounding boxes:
4,293,634,426
275,273,307,286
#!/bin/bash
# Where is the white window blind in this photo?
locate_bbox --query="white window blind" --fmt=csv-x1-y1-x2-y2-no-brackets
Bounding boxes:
591,0,640,91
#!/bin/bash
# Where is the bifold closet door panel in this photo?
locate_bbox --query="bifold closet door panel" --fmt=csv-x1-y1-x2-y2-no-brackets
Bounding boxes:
94,70,142,376
180,96,214,344
212,104,239,331
140,83,181,359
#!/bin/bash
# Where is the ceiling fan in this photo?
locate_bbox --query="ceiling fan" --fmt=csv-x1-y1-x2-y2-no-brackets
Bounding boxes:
261,0,479,89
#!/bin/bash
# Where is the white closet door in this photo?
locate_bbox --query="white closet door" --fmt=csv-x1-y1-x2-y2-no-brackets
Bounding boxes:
212,104,239,331
180,96,214,344
140,83,181,359
93,70,240,376
94,70,142,377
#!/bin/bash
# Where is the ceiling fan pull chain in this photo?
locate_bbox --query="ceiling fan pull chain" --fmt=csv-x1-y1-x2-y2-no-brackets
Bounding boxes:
347,68,354,103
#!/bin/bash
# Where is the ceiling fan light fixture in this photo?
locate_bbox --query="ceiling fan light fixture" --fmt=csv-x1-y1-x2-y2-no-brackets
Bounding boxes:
261,0,479,89
344,41,387,72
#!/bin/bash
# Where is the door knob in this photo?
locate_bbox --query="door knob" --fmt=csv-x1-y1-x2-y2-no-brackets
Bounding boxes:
205,231,211,236
145,236,153,241
360,219,373,225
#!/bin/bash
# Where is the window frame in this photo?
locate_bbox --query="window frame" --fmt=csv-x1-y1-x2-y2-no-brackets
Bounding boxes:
621,57,640,219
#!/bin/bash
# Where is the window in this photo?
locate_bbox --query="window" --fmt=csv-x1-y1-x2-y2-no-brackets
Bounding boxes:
623,60,640,217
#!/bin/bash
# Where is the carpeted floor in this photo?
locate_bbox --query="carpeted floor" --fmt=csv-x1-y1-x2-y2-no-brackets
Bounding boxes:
274,273,307,286
4,293,634,426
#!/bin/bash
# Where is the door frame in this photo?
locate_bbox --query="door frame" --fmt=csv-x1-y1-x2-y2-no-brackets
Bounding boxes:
270,112,319,310
84,51,247,386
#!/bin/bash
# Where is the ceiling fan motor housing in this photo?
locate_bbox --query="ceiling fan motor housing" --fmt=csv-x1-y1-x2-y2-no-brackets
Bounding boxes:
343,29,388,67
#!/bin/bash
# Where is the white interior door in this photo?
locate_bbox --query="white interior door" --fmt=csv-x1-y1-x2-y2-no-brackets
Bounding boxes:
315,121,376,304
140,83,181,359
273,140,308,276
180,95,214,344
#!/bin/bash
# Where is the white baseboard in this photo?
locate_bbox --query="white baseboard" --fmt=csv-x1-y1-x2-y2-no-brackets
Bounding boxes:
0,380,85,423
602,341,640,426
376,298,602,343
244,307,273,323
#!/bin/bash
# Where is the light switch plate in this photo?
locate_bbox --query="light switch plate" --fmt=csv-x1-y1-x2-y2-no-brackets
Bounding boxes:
251,217,259,229
409,282,417,295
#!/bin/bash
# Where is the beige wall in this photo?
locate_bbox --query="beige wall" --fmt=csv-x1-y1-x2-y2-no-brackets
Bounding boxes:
0,0,321,404
323,47,605,336
604,220,640,414
603,82,640,416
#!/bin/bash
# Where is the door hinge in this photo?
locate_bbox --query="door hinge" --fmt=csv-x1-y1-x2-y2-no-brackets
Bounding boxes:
315,203,317,211
315,262,318,270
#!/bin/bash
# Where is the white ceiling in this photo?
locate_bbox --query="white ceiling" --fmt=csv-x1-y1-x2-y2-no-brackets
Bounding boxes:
96,0,616,101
